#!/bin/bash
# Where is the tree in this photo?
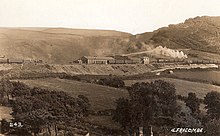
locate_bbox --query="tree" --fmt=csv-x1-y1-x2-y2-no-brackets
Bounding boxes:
15,109,54,136
98,77,125,88
185,92,200,117
77,95,91,116
113,98,132,130
152,80,178,118
0,119,10,134
11,81,31,97
113,80,179,135
0,79,14,104
9,81,91,135
204,119,220,136
204,91,220,119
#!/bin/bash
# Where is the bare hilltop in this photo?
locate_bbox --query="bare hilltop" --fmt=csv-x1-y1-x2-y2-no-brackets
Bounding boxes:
0,16,220,64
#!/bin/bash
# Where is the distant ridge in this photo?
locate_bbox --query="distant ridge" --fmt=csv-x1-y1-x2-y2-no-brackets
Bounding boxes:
0,28,133,64
42,28,132,37
136,16,220,54
0,16,220,64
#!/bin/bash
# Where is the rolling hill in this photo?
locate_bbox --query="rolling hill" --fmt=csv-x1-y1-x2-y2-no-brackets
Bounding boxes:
0,28,134,64
19,78,129,111
0,16,220,64
140,16,220,54
124,78,220,99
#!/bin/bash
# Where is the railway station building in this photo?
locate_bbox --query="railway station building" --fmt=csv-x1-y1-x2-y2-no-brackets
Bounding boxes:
80,56,114,64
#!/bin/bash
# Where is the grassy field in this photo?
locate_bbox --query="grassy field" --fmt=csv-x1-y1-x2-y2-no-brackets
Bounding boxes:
173,70,220,84
124,78,220,99
18,78,129,131
19,78,128,111
16,77,213,131
18,77,218,109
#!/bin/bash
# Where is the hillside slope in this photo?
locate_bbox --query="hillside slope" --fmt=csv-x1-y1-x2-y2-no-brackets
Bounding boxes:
1,16,220,64
138,16,220,54
0,28,135,64
20,78,128,111
1,63,154,79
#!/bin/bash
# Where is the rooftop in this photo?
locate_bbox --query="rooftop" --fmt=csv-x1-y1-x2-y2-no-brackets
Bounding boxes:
82,56,114,60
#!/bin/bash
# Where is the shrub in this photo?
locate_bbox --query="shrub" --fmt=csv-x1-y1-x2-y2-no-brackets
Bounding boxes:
59,74,81,81
97,77,125,88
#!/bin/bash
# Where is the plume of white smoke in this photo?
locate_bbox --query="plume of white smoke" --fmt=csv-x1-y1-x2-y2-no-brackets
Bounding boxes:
152,46,188,59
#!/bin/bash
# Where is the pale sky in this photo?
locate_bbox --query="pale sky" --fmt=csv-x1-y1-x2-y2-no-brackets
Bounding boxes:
0,0,220,34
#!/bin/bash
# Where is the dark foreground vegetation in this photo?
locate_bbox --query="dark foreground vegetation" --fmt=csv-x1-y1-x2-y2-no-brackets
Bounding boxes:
0,78,220,136
113,80,220,136
0,79,91,136
97,77,125,88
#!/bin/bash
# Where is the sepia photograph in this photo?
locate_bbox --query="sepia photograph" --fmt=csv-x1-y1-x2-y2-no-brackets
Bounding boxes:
0,0,220,135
